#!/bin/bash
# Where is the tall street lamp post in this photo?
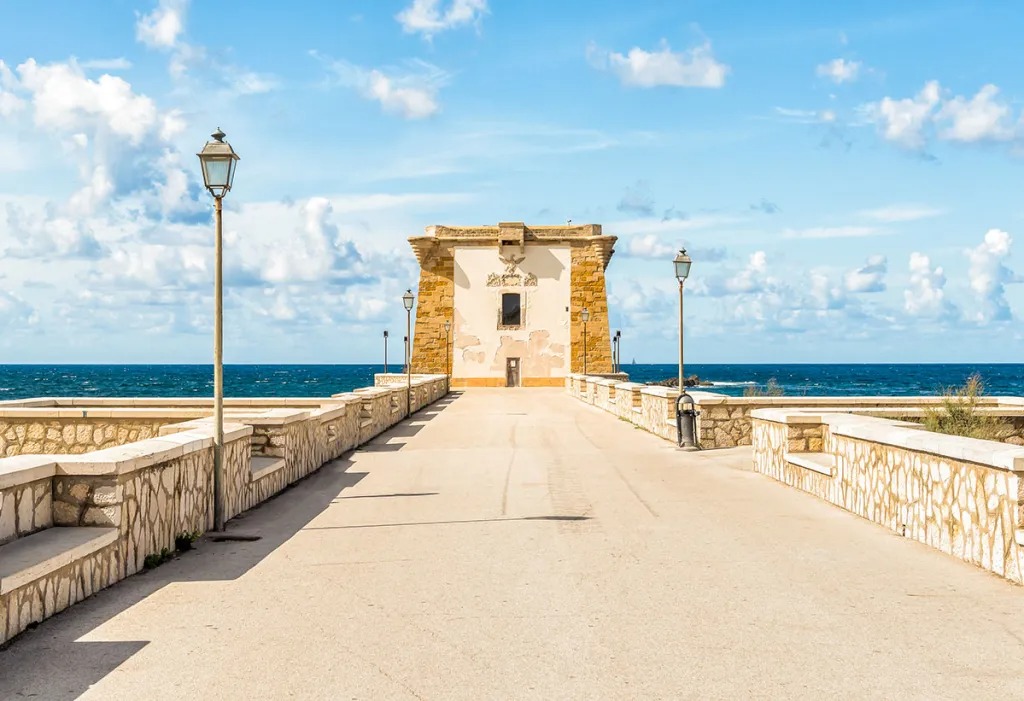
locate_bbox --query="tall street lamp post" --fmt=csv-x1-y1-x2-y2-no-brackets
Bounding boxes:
403,290,415,415
444,319,451,386
197,128,240,533
614,329,622,373
383,330,389,374
673,248,692,393
581,307,590,375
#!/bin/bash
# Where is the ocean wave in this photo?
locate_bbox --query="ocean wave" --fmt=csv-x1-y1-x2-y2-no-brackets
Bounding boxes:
707,380,757,387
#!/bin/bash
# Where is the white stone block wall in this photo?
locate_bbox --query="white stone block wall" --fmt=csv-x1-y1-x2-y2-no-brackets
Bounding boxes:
752,411,1024,584
0,419,173,457
1,375,452,645
0,477,52,545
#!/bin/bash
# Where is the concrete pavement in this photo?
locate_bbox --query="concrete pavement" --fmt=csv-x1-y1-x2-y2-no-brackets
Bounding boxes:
3,388,1024,699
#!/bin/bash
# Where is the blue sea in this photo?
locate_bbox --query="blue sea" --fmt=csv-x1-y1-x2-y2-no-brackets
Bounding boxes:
0,364,1020,400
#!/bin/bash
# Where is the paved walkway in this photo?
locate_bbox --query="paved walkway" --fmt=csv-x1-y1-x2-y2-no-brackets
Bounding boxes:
4,389,1024,699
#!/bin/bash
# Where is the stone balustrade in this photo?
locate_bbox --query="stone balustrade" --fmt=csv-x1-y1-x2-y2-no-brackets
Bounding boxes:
567,374,1024,449
751,409,1024,584
0,374,450,645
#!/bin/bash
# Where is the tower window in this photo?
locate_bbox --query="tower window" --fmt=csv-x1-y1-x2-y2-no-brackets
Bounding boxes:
501,293,522,327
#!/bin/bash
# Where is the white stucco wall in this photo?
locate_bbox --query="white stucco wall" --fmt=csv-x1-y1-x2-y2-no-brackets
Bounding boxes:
452,245,570,381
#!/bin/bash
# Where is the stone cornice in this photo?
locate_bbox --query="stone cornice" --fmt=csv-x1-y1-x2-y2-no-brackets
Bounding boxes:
410,223,617,268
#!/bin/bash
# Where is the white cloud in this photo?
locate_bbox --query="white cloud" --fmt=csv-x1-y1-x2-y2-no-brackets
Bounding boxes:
0,290,38,329
904,252,955,318
366,70,439,119
862,81,1022,151
816,58,860,84
966,228,1019,323
0,61,25,116
15,59,159,144
625,234,675,259
695,251,771,297
3,203,106,259
136,0,188,49
323,58,447,119
782,226,881,239
863,80,941,149
936,84,1016,143
844,255,887,293
227,71,278,96
595,40,729,89
396,0,487,38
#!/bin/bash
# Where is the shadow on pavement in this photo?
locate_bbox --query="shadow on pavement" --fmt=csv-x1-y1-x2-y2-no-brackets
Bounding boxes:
0,391,463,700
304,514,592,530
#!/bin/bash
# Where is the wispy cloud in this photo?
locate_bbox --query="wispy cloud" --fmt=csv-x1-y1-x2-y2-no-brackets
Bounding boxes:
617,180,654,216
79,58,133,71
858,204,944,223
782,225,881,239
318,55,448,119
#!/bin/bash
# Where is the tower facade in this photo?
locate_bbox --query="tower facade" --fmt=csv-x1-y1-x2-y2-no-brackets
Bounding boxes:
409,222,616,387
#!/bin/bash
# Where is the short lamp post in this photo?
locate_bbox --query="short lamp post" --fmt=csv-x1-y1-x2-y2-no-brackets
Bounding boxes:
614,329,622,374
197,128,239,533
444,319,451,386
383,330,389,374
674,248,692,393
581,307,590,376
403,289,415,415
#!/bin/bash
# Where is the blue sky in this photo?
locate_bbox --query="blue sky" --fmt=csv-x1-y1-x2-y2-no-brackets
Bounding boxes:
1,0,1023,364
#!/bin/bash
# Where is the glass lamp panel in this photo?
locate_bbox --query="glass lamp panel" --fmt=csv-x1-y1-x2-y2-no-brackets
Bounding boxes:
582,309,590,322
675,260,692,280
226,157,237,190
202,157,231,189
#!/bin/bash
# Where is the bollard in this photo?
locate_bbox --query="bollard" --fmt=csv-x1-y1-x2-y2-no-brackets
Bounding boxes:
676,391,700,450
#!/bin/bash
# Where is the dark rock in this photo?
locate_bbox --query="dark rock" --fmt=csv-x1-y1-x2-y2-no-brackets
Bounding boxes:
647,375,713,388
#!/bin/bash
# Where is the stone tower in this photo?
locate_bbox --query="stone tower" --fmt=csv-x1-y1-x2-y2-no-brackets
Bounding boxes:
409,222,616,387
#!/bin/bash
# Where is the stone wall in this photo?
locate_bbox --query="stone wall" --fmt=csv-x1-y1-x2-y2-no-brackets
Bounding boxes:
0,418,171,457
0,374,450,645
412,251,455,375
569,244,612,374
567,375,1024,449
752,409,1024,583
0,473,52,545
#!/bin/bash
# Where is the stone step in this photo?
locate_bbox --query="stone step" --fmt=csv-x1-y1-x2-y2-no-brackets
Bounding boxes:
0,526,117,595
251,456,286,481
785,452,836,477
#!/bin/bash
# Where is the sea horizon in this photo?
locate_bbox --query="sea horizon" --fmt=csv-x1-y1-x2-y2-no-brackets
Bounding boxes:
1,363,1020,400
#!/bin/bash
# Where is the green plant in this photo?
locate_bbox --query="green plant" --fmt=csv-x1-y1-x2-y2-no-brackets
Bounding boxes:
143,547,174,570
743,378,785,397
175,529,202,552
923,373,1008,441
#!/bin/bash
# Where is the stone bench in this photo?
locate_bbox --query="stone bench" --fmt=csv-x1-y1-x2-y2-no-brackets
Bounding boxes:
0,526,119,641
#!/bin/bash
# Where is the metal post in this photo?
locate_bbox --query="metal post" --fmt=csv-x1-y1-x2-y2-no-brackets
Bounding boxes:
213,196,224,532
406,312,411,416
445,327,450,384
384,331,388,374
678,278,685,393
583,321,588,375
